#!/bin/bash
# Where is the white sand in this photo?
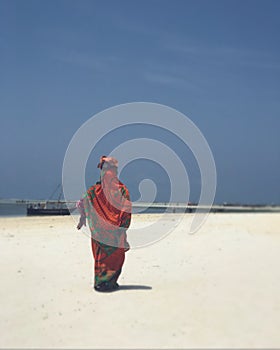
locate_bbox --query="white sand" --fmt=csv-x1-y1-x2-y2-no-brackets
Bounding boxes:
0,213,280,348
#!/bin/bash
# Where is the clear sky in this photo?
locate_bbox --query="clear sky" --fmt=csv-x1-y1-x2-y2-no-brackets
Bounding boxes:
1,0,280,204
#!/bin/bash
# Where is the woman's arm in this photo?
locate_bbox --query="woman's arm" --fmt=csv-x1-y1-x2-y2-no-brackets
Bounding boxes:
76,199,86,230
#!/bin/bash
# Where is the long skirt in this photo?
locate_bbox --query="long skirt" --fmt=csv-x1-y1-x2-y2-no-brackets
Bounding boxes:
91,238,125,288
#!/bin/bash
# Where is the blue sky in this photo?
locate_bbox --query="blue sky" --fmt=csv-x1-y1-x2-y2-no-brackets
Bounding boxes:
1,0,280,204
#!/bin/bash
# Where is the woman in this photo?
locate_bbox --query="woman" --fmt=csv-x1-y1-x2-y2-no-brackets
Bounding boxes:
77,156,131,292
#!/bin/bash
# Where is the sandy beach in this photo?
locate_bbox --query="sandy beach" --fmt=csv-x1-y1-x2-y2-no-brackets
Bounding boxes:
0,213,280,348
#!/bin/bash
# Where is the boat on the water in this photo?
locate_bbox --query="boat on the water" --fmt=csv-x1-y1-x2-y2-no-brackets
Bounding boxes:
27,201,76,216
26,184,76,216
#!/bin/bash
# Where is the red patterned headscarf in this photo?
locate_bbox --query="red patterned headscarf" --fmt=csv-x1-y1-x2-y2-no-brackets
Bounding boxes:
97,156,118,170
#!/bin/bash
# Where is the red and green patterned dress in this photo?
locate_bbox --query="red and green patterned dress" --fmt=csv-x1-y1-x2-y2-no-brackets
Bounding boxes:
78,168,131,290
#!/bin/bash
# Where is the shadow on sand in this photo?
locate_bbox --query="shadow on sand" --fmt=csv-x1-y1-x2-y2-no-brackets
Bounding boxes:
118,284,152,291
95,284,152,293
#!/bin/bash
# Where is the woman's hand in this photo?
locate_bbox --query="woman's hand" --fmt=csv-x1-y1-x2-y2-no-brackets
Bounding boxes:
77,216,86,230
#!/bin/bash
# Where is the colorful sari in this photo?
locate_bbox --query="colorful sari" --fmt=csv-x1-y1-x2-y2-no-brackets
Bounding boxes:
77,161,131,291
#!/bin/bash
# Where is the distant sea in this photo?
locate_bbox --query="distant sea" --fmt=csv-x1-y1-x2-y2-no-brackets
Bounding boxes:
0,201,28,217
2,199,278,217
0,200,167,217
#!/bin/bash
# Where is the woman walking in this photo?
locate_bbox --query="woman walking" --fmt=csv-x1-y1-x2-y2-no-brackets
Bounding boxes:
77,156,131,292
